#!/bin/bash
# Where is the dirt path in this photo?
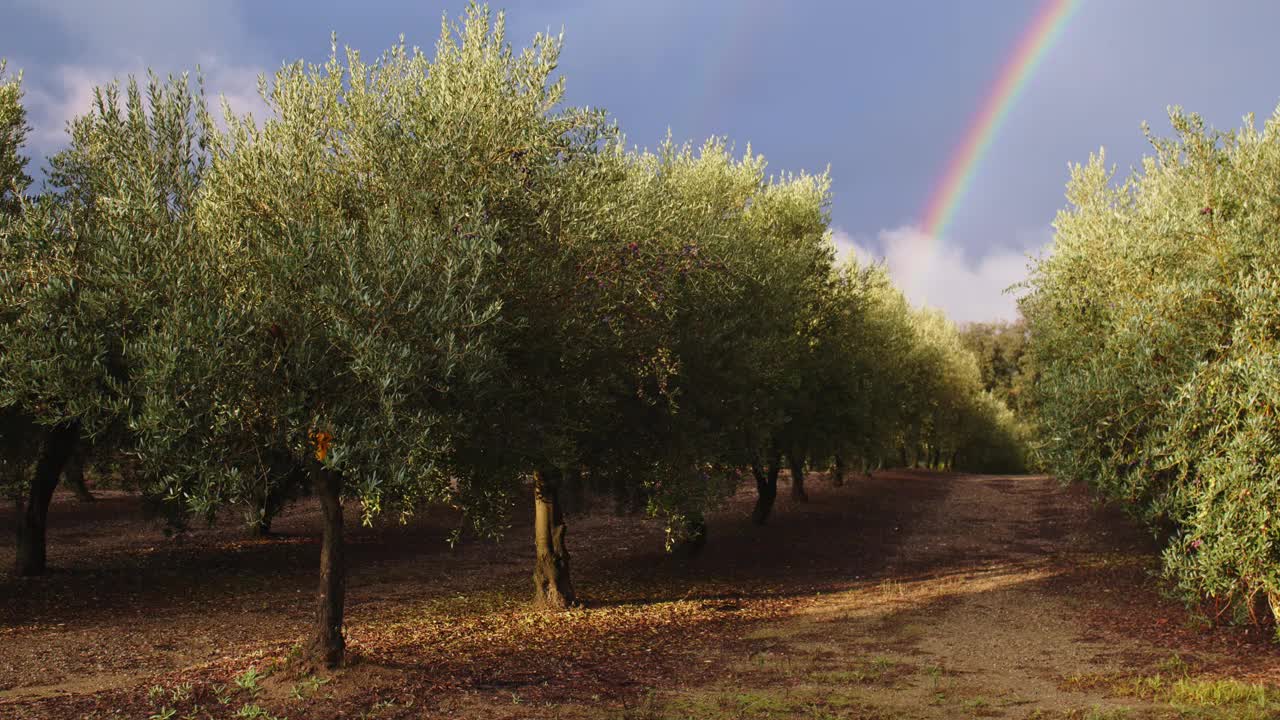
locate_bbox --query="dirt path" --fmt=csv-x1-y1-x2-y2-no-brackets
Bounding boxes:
617,473,1280,720
3,471,1280,719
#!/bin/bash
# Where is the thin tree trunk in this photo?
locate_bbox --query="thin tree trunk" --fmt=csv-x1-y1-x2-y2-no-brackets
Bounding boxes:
306,463,345,668
751,454,781,525
533,468,574,609
789,451,808,502
247,510,272,538
15,423,79,576
831,455,845,487
247,462,301,537
62,446,94,502
899,445,908,467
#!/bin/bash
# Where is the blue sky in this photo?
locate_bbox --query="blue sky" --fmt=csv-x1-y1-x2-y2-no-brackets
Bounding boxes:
4,0,1279,322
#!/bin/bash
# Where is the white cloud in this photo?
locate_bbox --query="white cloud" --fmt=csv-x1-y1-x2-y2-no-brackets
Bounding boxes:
10,0,265,156
23,65,111,144
832,225,1045,324
21,60,267,152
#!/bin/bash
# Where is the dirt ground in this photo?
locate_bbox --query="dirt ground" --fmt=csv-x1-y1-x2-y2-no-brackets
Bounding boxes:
3,470,1280,719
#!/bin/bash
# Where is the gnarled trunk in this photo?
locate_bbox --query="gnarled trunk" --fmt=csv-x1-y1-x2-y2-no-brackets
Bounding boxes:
830,455,845,487
15,423,79,576
751,454,781,525
306,464,345,668
789,451,808,502
533,468,574,609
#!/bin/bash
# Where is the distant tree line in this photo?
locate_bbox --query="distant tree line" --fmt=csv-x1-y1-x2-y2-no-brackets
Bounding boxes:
958,318,1028,414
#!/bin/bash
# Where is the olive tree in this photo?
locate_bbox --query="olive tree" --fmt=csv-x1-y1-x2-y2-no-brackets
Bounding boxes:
0,69,210,575
0,59,34,524
127,7,630,663
1023,106,1280,622
587,139,784,547
0,59,29,214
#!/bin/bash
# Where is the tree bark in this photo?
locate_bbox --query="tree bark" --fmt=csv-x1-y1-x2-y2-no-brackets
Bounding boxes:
533,468,574,609
15,423,79,576
751,454,781,525
306,463,345,668
789,451,808,502
831,455,845,487
62,446,94,502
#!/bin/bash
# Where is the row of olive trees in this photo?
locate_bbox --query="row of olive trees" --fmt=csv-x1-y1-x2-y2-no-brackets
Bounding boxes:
1022,107,1280,626
1,6,1025,668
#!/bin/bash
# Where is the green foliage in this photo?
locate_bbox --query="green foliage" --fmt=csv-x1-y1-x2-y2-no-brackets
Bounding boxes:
0,59,30,215
959,318,1029,412
0,59,34,497
1022,105,1280,621
130,13,522,522
1,3,1026,608
624,140,837,530
0,67,210,505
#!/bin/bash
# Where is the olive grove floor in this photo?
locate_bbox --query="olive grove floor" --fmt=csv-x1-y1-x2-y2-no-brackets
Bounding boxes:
2,469,1279,719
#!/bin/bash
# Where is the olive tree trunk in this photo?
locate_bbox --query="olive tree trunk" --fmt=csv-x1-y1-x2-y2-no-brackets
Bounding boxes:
15,423,79,576
533,468,574,609
751,454,781,525
306,463,346,668
789,451,808,502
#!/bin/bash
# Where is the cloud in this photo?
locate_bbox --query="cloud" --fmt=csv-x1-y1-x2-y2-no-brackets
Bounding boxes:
20,60,268,155
8,0,265,159
22,65,110,145
832,225,1044,324
11,0,250,65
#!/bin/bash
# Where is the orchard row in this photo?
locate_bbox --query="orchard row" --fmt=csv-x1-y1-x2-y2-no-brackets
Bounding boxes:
0,7,1023,668
1022,107,1280,627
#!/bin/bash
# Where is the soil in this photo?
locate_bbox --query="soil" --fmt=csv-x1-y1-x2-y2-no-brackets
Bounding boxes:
2,470,1279,719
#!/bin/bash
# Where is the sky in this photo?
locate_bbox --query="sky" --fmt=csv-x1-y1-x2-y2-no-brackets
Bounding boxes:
3,0,1279,323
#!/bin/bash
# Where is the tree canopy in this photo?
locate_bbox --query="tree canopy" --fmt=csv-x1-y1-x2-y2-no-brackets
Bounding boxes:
1023,106,1280,623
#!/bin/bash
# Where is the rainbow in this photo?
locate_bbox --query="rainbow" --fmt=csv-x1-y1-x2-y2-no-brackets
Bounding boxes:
921,0,1081,239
